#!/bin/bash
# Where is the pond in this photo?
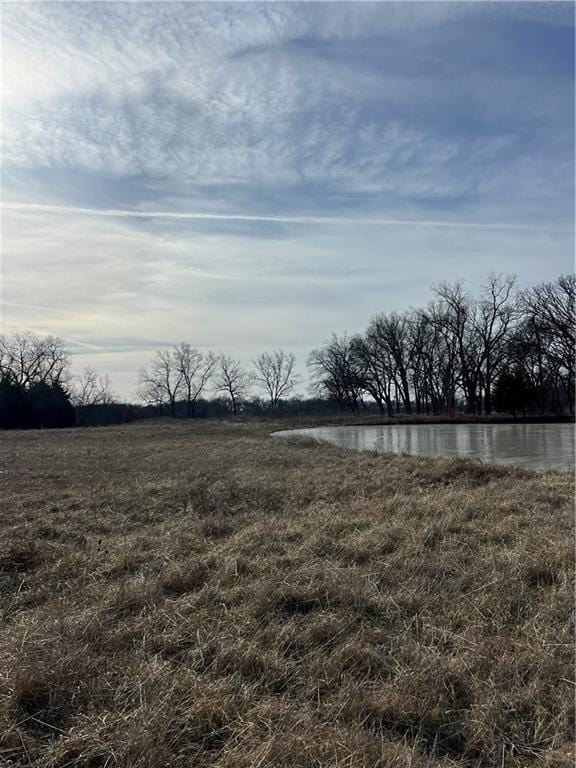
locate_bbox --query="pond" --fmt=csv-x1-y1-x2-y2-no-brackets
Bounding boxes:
273,423,575,472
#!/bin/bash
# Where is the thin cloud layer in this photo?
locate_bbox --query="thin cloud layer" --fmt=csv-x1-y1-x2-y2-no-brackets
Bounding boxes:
4,2,572,204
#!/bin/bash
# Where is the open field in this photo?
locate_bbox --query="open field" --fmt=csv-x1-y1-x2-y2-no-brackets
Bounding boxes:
0,420,573,767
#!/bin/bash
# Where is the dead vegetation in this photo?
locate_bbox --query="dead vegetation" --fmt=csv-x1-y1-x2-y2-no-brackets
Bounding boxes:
0,419,573,767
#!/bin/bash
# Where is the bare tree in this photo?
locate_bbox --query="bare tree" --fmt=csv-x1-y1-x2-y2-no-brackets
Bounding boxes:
173,343,216,417
308,334,363,411
351,331,395,415
364,312,414,413
475,273,518,414
215,354,253,414
137,350,183,416
433,281,483,413
253,350,299,409
72,366,116,407
415,303,459,415
0,331,71,388
522,274,575,414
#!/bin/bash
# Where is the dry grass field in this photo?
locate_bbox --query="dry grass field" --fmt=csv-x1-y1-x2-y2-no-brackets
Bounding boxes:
0,420,573,767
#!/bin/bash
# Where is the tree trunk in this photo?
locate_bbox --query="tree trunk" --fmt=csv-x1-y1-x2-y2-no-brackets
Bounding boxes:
401,374,412,414
484,358,492,415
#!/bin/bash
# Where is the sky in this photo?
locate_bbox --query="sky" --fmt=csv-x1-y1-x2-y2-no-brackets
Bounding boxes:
1,1,574,399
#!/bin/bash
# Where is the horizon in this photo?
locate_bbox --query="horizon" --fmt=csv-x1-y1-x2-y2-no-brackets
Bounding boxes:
2,1,574,399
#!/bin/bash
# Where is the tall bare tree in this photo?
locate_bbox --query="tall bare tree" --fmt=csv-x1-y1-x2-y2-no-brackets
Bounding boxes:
253,349,299,409
415,303,459,415
363,312,414,413
137,350,183,416
308,334,363,411
522,274,575,414
433,281,483,413
350,329,395,415
215,354,252,414
173,343,216,417
475,273,518,414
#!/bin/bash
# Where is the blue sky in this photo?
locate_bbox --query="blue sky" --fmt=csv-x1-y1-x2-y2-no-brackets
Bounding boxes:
1,1,574,398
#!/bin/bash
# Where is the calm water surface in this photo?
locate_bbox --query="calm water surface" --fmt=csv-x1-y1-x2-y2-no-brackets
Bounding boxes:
274,423,575,472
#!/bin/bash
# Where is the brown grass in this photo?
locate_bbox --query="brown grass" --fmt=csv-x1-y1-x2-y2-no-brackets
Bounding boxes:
0,419,573,767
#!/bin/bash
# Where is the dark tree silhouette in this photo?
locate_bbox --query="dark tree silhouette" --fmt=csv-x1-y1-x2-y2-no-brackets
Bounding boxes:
28,382,76,428
0,332,70,388
522,275,575,415
306,273,573,418
308,335,364,411
0,376,31,429
493,370,536,416
0,333,76,429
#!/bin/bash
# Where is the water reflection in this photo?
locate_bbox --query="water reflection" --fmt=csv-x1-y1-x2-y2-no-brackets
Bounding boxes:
274,424,575,472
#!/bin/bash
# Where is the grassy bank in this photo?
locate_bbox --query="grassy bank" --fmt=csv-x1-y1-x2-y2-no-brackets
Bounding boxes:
0,420,573,767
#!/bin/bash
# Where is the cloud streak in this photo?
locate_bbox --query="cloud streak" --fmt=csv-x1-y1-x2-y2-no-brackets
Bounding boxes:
2,202,567,233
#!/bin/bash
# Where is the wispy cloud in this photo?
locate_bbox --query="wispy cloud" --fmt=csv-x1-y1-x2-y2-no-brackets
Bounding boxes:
2,202,567,232
3,3,572,203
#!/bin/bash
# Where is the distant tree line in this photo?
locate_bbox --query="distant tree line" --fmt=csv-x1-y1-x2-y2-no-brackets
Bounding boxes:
0,273,573,429
136,346,300,415
0,332,305,428
309,274,574,416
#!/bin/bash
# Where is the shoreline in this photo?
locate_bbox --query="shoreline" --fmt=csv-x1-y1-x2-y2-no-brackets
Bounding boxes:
247,411,575,432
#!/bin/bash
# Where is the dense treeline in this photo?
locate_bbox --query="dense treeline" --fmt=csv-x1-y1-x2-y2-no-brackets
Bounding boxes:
0,273,573,429
0,334,121,429
309,274,574,416
0,334,76,428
